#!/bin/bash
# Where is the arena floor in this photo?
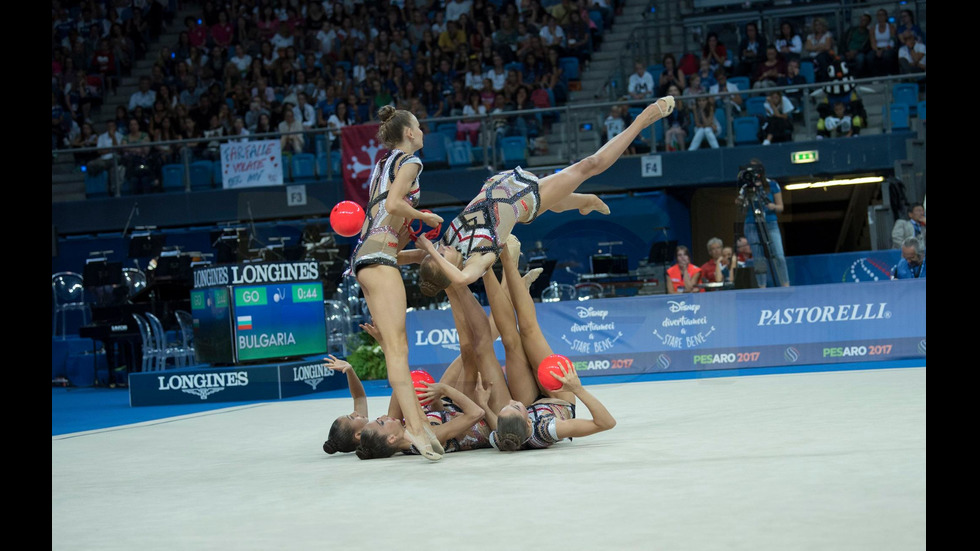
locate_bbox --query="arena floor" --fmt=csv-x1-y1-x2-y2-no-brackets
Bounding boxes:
52,366,925,550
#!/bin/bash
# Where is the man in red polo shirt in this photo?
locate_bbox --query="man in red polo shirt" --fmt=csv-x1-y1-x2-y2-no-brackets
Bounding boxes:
699,237,725,286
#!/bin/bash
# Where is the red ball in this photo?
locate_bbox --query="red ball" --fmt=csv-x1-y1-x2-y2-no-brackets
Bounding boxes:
330,201,366,237
537,354,573,391
411,370,436,406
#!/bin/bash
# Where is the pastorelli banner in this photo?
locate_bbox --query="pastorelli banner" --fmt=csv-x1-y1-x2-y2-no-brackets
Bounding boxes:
340,123,385,205
405,279,926,381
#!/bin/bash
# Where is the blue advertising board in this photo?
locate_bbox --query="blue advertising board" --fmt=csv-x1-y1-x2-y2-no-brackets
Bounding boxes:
405,279,925,381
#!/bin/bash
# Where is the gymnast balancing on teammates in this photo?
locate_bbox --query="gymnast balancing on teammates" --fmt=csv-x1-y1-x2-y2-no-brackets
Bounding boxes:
413,96,676,293
345,105,446,460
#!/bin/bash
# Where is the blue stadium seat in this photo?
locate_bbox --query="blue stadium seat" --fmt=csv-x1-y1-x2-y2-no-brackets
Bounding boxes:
560,57,580,81
84,170,109,199
646,64,665,81
189,160,214,190
733,116,760,145
435,123,457,141
799,60,815,84
727,76,750,101
213,159,223,187
885,103,910,131
421,133,450,166
715,107,727,141
161,164,185,192
745,96,767,117
891,83,919,116
316,150,342,178
290,152,317,182
449,140,474,167
499,136,527,167
916,100,925,123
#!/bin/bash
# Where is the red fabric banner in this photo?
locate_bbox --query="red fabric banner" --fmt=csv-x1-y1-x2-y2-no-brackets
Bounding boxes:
340,123,386,207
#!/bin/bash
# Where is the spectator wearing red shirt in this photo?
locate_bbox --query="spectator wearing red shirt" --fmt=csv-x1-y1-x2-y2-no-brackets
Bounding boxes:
667,245,703,294
211,10,234,48
90,38,118,95
186,16,209,49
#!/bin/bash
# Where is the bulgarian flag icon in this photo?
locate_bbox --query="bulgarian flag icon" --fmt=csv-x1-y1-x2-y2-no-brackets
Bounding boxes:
237,315,253,330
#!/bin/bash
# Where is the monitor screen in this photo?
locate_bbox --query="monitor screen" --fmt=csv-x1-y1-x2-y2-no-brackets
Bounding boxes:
231,281,327,363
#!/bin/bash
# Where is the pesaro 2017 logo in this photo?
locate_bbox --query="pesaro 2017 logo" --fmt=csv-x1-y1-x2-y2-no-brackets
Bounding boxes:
560,306,623,354
652,300,715,349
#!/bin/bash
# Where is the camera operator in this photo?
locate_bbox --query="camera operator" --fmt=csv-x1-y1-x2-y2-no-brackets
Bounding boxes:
736,158,790,288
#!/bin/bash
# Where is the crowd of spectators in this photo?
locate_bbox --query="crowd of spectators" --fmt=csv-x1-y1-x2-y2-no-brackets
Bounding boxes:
607,7,924,152
53,0,624,193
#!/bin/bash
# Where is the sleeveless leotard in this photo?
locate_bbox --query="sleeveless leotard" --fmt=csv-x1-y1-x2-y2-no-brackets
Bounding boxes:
440,166,541,260
347,149,423,275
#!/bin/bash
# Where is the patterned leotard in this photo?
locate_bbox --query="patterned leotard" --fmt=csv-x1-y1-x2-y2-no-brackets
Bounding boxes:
440,166,541,260
347,149,423,275
521,399,576,450
403,399,492,455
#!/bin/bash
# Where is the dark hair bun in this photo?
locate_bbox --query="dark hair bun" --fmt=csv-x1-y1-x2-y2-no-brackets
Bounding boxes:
378,105,396,123
323,440,337,454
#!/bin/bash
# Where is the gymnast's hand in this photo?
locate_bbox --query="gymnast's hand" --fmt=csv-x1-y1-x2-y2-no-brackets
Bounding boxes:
473,372,491,406
323,355,353,374
417,381,446,403
551,363,582,391
420,211,443,229
416,234,439,255
359,319,384,345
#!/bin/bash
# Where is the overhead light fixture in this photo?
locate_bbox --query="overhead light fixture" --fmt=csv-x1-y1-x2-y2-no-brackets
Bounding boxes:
784,176,884,191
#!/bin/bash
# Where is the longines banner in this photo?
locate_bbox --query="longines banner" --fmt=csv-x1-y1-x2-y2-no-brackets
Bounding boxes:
129,357,347,406
405,279,926,381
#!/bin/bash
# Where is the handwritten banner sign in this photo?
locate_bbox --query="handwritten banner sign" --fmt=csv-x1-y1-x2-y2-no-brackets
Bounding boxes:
219,139,284,189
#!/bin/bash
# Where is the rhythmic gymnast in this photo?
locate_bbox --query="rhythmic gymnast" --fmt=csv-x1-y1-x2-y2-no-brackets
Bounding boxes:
481,236,617,451
414,96,675,294
325,267,544,457
345,105,446,460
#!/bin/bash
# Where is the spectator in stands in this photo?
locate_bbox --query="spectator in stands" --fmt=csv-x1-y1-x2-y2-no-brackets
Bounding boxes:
736,235,753,267
64,70,99,125
563,10,592,65
122,118,155,194
202,113,226,161
70,121,100,168
326,101,355,151
254,112,274,136
506,84,540,146
804,17,835,77
896,9,924,44
407,8,430,44
667,245,702,294
419,78,445,118
485,54,509,93
663,84,689,152
688,95,720,150
709,68,742,113
735,21,767,78
439,19,468,55
493,15,522,56
870,8,898,76
480,77,497,109
250,76,277,110
759,89,794,145
278,104,305,154
701,32,730,76
699,237,725,286
603,104,634,154
842,12,873,78
228,116,251,143
210,9,234,48
107,22,134,78
129,76,157,112
817,100,863,139
539,15,566,55
446,0,474,23
657,53,687,97
256,4,279,42
774,21,803,64
891,202,926,251
90,38,119,95
152,114,179,164
890,237,925,280
457,91,486,146
752,45,786,90
113,105,131,134
898,32,926,74
720,244,735,283
626,60,655,100
294,92,318,129
683,73,705,97
694,57,717,90
776,58,806,114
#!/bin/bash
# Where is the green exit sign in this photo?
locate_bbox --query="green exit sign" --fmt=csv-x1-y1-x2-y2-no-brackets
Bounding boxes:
791,150,819,164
